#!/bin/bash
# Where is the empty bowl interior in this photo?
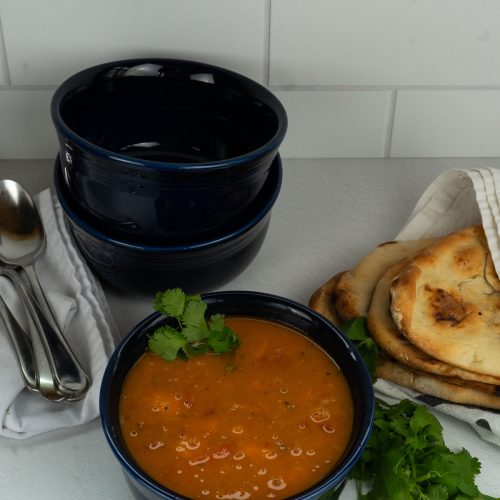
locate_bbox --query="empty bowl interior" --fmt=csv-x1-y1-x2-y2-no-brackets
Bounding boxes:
54,59,287,164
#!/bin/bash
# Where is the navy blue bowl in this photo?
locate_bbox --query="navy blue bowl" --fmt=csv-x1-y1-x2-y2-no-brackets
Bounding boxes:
100,291,374,500
54,154,282,296
51,58,287,243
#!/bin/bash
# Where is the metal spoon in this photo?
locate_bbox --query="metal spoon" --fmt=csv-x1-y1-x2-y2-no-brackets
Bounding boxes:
0,282,38,392
1,266,69,401
0,179,90,399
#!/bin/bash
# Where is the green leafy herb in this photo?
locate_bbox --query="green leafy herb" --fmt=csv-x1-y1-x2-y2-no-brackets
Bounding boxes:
341,318,495,500
148,288,239,361
341,317,378,382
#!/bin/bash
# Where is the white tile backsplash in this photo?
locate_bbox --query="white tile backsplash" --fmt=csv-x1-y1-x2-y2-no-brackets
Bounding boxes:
270,0,500,87
391,90,500,158
0,90,58,159
0,0,499,159
276,90,391,158
0,0,267,86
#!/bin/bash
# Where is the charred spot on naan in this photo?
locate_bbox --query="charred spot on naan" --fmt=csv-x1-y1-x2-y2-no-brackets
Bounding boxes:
425,286,475,326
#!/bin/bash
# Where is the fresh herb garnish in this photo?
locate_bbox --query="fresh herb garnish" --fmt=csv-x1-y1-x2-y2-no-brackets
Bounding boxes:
148,288,239,361
341,318,495,500
341,317,378,383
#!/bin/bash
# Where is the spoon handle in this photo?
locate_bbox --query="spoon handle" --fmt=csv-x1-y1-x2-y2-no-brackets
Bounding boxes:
2,267,69,401
21,264,91,397
0,289,38,392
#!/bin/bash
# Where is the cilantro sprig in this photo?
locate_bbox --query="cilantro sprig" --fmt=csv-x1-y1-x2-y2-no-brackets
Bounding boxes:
341,318,495,500
147,288,239,361
341,317,378,383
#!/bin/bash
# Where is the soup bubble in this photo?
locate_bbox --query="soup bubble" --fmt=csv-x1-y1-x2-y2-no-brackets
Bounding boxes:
183,438,201,450
148,441,165,450
213,448,230,460
310,407,330,423
267,478,287,491
323,423,335,433
233,451,246,460
189,456,210,466
216,492,250,500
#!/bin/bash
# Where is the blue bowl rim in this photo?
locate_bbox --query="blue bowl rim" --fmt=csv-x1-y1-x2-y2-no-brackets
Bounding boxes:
51,57,288,172
54,153,282,253
99,290,375,500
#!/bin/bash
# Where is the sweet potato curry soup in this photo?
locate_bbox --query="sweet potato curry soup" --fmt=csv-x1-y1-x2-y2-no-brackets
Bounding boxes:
119,317,354,499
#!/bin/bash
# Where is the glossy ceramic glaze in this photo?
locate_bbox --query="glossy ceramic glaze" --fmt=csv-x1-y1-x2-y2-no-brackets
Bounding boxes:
51,58,287,243
99,291,375,500
54,156,282,296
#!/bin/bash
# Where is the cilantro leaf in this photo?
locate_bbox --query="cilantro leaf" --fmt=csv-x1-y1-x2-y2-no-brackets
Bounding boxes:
340,317,378,382
148,288,239,362
427,484,449,500
208,314,225,332
147,326,187,361
181,299,209,341
153,288,186,321
208,326,240,353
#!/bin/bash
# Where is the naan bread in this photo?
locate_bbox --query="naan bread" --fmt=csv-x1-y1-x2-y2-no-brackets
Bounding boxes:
391,225,500,378
334,239,436,321
377,357,500,411
308,272,345,324
369,258,500,385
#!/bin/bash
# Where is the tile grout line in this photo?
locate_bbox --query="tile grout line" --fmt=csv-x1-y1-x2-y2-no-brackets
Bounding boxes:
0,84,57,91
0,14,12,86
263,0,272,87
269,84,500,92
384,90,398,158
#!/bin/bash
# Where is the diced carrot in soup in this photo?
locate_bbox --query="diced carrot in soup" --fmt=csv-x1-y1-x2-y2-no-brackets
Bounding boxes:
119,317,354,499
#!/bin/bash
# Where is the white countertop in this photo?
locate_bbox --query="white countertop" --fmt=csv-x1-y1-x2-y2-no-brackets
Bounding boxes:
1,157,500,499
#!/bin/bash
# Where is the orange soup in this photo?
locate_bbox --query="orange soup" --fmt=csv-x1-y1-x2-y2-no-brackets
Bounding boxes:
119,317,353,499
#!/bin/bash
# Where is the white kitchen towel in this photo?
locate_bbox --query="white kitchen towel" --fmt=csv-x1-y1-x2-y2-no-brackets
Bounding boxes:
374,168,500,447
0,188,117,439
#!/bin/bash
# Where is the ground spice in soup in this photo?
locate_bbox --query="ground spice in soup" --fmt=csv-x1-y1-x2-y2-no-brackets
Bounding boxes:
119,317,354,499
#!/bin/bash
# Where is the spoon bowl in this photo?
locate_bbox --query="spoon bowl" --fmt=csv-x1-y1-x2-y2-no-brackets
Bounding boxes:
0,180,44,266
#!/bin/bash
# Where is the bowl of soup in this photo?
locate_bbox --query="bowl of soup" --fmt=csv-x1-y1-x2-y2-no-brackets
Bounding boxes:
100,291,374,499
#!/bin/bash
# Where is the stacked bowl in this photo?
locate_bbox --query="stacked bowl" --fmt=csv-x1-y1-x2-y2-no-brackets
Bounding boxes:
51,58,287,295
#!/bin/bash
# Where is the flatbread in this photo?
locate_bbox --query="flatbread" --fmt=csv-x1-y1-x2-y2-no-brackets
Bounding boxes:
391,225,500,378
369,258,500,386
308,272,345,324
334,239,437,321
377,357,500,411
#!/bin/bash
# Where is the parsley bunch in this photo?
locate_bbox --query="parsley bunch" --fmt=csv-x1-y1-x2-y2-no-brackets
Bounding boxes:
341,318,495,500
147,288,239,361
